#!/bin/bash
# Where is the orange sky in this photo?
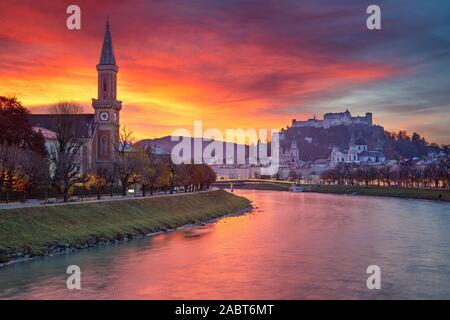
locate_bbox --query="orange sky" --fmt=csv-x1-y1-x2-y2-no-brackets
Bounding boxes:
1,1,449,144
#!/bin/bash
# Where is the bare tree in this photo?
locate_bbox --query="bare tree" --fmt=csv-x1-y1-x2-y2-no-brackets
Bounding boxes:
117,126,134,155
114,127,142,196
48,101,84,115
437,158,450,189
410,166,424,187
398,162,413,187
377,164,393,187
17,148,51,202
49,101,87,202
320,156,450,189
136,149,155,197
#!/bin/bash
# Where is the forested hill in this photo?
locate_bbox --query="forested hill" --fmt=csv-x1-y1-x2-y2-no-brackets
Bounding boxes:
281,124,448,161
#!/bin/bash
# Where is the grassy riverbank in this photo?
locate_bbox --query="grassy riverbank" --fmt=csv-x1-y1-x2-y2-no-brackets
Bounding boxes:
214,180,450,201
308,185,450,201
214,180,290,191
0,190,251,264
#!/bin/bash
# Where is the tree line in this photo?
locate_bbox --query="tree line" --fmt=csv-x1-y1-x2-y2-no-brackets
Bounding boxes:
321,160,450,188
86,138,217,201
383,130,448,160
0,97,216,203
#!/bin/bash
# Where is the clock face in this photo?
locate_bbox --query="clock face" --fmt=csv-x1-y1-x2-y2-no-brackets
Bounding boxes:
99,112,109,121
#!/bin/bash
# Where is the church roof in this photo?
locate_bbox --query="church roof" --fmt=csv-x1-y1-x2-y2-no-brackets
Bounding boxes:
29,114,96,139
99,19,116,65
354,137,367,145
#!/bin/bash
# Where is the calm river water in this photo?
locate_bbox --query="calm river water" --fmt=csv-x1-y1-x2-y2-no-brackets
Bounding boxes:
1,190,449,299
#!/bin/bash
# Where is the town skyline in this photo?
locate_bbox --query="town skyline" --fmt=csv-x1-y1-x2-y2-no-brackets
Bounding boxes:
1,1,450,303
1,1,449,144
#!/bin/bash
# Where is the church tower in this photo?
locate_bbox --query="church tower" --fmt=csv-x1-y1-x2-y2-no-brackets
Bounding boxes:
92,19,122,164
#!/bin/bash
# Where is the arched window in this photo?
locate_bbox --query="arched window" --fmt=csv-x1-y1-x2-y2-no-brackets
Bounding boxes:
101,135,108,157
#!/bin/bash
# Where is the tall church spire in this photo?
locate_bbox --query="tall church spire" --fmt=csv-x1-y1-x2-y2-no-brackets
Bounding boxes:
93,18,122,165
99,18,116,66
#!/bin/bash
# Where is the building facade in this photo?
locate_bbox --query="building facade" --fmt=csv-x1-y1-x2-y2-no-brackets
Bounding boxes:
280,140,300,164
212,165,261,180
330,138,385,164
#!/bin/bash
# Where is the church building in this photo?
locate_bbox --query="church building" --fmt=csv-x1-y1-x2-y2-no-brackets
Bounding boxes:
30,20,122,172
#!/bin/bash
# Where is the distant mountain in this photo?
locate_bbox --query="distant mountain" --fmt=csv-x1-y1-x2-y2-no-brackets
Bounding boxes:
137,136,253,164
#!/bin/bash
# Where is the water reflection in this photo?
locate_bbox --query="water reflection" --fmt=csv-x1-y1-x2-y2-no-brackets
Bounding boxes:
0,190,449,299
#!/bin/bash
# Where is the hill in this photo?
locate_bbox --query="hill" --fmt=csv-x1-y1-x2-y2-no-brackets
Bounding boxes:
281,124,448,161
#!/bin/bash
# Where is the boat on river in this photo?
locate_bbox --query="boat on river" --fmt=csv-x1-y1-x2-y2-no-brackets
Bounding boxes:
289,185,311,192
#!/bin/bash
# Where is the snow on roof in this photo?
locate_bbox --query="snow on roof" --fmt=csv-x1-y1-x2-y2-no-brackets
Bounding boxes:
32,126,57,140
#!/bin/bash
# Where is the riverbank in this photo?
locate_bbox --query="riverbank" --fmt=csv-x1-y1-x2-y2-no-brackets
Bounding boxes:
214,180,290,191
0,189,251,266
309,184,450,201
213,180,450,202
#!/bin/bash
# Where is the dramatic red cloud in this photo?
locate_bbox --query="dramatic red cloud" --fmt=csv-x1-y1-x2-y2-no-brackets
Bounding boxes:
0,1,412,141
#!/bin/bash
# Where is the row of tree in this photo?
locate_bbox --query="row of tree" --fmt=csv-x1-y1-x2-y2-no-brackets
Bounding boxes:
321,160,450,188
0,97,51,202
85,149,217,201
0,97,217,203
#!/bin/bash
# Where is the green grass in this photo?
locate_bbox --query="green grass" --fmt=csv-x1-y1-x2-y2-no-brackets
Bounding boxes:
308,185,450,201
0,190,250,263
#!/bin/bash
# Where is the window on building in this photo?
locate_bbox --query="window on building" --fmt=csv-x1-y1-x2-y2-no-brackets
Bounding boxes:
101,135,108,157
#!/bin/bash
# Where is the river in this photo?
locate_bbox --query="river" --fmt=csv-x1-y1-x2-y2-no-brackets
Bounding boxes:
1,190,449,299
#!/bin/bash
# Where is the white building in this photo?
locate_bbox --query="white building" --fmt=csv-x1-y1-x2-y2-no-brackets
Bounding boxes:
358,151,386,163
291,110,372,129
280,140,299,164
330,138,385,164
212,165,261,180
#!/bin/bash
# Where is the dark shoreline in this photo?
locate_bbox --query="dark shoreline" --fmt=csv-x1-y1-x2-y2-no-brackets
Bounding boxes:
0,205,253,268
214,181,450,202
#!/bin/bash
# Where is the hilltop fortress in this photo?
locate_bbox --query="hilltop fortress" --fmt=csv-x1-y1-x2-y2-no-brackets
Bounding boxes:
291,109,372,129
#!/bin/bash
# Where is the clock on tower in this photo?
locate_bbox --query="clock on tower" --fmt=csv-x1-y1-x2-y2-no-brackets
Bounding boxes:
92,19,122,164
